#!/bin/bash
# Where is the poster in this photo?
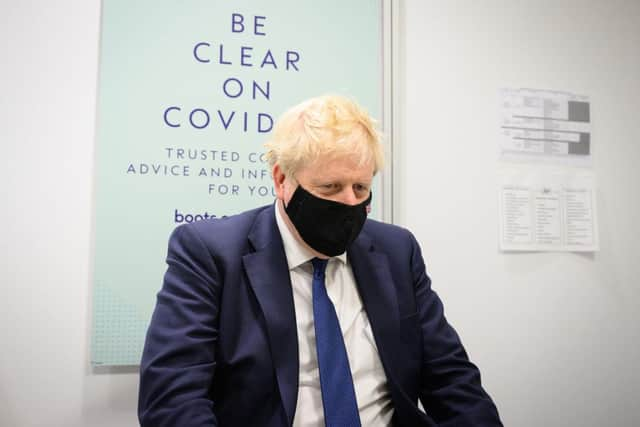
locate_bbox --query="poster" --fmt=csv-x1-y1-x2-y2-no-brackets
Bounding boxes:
92,0,384,365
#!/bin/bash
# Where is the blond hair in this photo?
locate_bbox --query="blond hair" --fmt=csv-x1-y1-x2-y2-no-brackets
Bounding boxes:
264,95,384,177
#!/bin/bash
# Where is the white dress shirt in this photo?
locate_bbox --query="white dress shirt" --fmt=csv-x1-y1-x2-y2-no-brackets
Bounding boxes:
275,202,393,427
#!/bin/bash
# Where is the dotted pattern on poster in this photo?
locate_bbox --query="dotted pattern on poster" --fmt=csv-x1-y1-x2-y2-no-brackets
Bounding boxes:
91,283,150,366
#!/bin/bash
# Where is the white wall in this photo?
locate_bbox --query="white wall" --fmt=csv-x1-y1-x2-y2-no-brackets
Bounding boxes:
397,1,640,426
1,1,638,426
2,1,138,426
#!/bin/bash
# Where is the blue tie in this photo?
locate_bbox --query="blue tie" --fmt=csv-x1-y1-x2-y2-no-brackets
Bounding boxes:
311,258,361,427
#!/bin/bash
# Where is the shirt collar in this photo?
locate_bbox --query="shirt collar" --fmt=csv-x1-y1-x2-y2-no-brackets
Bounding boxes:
274,200,347,270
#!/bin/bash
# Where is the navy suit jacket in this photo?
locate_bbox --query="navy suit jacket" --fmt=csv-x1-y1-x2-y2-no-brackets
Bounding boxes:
138,205,501,426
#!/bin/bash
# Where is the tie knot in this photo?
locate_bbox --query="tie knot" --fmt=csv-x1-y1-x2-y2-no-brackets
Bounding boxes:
311,258,328,276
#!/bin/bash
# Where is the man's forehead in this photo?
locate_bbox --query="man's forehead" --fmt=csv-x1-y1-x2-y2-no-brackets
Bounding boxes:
296,154,374,179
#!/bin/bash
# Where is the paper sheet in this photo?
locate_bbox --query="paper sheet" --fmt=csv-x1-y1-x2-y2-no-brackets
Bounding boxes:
500,88,592,165
498,169,598,251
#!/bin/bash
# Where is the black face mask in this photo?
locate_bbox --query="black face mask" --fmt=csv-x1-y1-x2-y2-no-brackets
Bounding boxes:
284,185,371,257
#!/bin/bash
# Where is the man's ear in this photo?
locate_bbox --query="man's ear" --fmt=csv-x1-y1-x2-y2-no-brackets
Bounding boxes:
272,164,286,200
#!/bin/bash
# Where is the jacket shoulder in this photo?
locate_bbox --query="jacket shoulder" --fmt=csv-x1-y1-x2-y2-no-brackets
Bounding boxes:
170,204,272,254
362,218,417,246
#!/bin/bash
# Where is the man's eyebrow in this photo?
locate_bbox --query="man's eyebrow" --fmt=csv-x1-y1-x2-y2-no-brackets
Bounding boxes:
310,177,336,184
355,178,373,184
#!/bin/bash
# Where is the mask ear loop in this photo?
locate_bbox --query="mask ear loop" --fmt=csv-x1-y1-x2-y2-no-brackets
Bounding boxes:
284,182,309,223
281,173,298,210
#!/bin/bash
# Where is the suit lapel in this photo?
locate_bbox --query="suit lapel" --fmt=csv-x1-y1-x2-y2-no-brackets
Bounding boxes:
242,206,298,426
350,230,436,425
348,231,404,378
349,231,422,412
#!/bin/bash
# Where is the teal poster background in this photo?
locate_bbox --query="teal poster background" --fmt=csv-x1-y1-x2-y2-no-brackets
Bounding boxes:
92,0,383,365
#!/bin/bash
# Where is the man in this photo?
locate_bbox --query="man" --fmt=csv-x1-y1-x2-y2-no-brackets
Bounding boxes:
138,95,502,426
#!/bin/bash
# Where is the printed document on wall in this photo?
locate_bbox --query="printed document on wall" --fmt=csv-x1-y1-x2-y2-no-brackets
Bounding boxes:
500,88,591,166
498,168,599,251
